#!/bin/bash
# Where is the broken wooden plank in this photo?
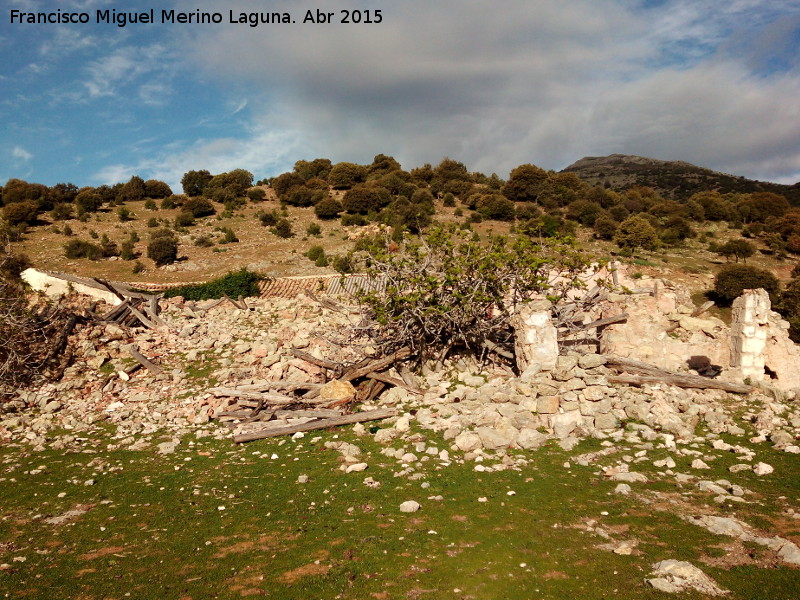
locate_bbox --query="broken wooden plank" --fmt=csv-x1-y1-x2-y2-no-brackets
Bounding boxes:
233,408,396,443
340,348,412,382
559,313,628,339
289,349,342,371
92,277,126,302
366,372,424,395
236,381,323,392
99,300,130,322
607,374,753,394
125,345,164,375
208,387,299,404
482,339,514,360
127,303,156,329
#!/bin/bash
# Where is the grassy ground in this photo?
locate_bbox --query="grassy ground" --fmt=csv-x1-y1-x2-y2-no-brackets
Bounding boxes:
2,423,798,599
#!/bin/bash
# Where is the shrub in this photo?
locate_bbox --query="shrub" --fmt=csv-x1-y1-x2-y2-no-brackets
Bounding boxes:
314,197,344,220
716,239,756,263
351,226,603,360
163,268,263,300
343,184,391,214
220,228,239,244
307,223,322,236
144,199,157,210
182,197,215,218
332,253,355,274
64,239,103,260
442,193,456,207
259,210,279,227
181,170,213,196
593,216,617,240
147,233,179,266
50,203,74,221
62,224,73,237
160,195,177,209
99,234,119,257
247,188,266,203
713,264,779,304
273,218,293,238
117,206,132,222
120,241,136,260
147,217,159,227
478,195,515,221
174,211,195,227
144,179,172,199
2,202,38,226
314,254,329,267
328,162,368,189
341,213,368,227
284,186,318,207
614,215,659,251
271,172,305,198
306,245,325,262
132,260,145,274
194,235,214,247
75,188,103,213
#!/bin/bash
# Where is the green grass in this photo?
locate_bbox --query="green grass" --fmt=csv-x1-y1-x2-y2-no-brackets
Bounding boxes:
1,426,798,599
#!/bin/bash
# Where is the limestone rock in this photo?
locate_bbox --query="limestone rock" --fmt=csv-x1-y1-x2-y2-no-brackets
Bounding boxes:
646,560,727,596
318,380,356,403
513,301,558,373
399,500,421,513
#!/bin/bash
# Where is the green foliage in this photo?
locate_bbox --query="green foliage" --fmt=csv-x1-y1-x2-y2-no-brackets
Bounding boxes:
332,253,355,273
306,222,322,236
117,206,132,222
294,158,333,181
194,235,214,247
163,269,263,300
713,264,779,304
50,202,74,221
220,227,239,244
120,241,136,261
343,184,392,214
99,233,119,257
503,163,548,203
2,201,38,226
305,245,326,262
205,169,253,198
144,179,172,199
593,216,618,240
132,260,145,274
63,239,103,260
117,175,146,203
273,218,293,238
271,172,306,198
259,210,279,227
352,225,603,359
147,217,159,228
181,170,213,196
328,162,368,190
144,198,157,210
716,239,756,263
62,224,72,237
147,231,179,266
247,188,266,202
182,197,215,218
75,188,103,213
614,215,659,251
778,278,800,342
442,193,456,207
284,186,319,207
174,211,195,227
477,194,515,221
341,213,368,227
314,197,344,220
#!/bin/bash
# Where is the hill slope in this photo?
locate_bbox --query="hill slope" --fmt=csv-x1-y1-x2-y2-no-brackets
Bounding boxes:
561,154,800,204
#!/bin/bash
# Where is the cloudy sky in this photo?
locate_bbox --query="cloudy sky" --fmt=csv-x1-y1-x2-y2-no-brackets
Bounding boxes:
2,0,799,190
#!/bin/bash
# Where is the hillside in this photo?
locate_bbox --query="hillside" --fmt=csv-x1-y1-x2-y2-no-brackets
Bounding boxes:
561,154,800,204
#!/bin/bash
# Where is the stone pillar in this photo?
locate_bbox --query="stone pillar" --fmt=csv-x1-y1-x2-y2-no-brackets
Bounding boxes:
512,300,558,376
730,289,770,381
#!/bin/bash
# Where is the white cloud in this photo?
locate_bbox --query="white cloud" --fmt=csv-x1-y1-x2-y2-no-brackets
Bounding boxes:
91,118,308,190
12,147,33,162
173,0,800,183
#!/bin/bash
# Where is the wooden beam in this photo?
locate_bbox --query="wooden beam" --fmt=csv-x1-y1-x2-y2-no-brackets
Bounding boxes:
559,313,628,339
340,348,412,382
233,408,396,443
289,349,341,371
126,345,164,375
607,374,753,394
366,372,424,395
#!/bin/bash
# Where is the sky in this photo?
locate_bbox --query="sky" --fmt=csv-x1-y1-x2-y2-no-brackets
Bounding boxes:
1,0,800,192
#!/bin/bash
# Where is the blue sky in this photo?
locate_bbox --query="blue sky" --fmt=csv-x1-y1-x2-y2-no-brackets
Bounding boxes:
1,0,799,191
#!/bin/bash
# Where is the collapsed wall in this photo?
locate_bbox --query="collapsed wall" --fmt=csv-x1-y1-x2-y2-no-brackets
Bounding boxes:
730,289,800,390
